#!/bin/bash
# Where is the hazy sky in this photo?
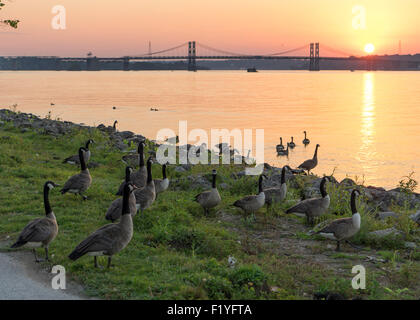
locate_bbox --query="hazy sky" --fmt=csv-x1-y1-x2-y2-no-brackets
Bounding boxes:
1,0,419,56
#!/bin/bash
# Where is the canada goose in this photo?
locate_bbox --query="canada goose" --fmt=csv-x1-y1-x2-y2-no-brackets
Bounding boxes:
264,166,291,207
316,189,361,251
61,148,92,200
194,169,221,214
233,175,266,215
288,137,296,149
11,181,59,262
110,120,118,133
277,142,289,156
134,157,156,214
105,167,137,222
298,144,319,174
116,141,147,195
154,164,169,199
68,182,135,268
63,139,94,165
276,137,285,152
303,131,310,145
286,176,330,225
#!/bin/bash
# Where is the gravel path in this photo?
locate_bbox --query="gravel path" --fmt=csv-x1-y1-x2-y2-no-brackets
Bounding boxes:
0,252,84,300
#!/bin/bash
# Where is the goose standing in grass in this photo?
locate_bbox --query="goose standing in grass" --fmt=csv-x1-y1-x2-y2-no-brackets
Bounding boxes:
154,164,169,200
194,169,221,214
277,142,289,156
60,147,92,200
116,141,147,195
233,175,266,215
285,176,330,225
105,167,137,222
288,137,296,149
264,166,291,208
134,157,156,214
297,144,319,174
276,137,285,152
302,131,310,145
315,189,362,251
11,181,60,262
63,139,94,165
68,182,135,268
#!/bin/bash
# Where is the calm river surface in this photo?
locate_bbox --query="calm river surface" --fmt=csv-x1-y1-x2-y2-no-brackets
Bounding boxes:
1,70,419,189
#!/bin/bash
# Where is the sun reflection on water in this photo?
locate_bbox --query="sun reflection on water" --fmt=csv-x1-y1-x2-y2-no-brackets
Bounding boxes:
359,72,377,176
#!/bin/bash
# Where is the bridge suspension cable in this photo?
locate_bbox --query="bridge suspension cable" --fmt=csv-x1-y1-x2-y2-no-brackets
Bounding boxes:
132,42,188,57
320,44,356,57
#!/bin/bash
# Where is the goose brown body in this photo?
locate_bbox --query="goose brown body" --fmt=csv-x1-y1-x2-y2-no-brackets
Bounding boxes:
68,183,135,267
298,144,319,174
11,181,59,261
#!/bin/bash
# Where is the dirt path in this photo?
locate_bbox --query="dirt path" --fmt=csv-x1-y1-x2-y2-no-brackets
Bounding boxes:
0,250,91,300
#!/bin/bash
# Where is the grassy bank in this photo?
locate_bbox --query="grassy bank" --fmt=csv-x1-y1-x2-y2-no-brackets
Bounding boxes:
0,119,419,300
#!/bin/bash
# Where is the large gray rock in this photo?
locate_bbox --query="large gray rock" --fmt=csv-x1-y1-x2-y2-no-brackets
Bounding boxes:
375,211,400,220
369,227,403,238
410,211,420,225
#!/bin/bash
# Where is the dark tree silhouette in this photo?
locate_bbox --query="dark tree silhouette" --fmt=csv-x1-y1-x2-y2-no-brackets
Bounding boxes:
0,0,19,28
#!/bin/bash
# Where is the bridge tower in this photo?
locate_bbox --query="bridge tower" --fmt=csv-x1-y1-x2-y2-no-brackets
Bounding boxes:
309,43,320,71
188,41,197,72
123,57,130,71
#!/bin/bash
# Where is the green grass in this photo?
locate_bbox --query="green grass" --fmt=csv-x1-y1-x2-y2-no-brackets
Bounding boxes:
0,119,419,300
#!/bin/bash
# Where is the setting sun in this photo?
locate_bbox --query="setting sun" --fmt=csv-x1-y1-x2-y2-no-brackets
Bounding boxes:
364,43,375,54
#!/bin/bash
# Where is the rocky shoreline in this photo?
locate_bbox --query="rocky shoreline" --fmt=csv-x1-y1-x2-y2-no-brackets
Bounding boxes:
1,108,419,231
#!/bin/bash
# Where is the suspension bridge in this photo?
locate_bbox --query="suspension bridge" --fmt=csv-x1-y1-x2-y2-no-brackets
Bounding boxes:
3,42,419,71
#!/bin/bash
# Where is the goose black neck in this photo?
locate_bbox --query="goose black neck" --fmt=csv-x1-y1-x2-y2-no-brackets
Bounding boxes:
304,132,307,139
79,149,87,171
320,177,328,198
280,137,282,144
43,184,52,215
85,140,91,149
258,176,263,193
122,186,131,216
113,121,117,129
147,160,153,183
291,137,294,142
162,164,167,179
125,167,131,183
314,145,319,159
212,172,217,188
138,143,145,167
281,167,286,184
351,190,358,214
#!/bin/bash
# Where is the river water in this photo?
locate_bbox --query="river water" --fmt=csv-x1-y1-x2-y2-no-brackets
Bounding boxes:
1,70,419,189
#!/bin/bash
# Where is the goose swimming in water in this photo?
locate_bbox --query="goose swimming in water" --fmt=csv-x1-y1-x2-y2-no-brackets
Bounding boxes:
11,181,60,262
302,131,310,145
288,137,296,149
276,137,285,153
277,142,289,156
316,189,362,251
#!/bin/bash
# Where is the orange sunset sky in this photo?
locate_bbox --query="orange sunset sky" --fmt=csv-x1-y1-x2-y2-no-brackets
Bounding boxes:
1,0,419,57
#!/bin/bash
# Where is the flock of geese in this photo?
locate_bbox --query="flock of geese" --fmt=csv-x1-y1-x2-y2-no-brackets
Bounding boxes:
10,133,362,269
